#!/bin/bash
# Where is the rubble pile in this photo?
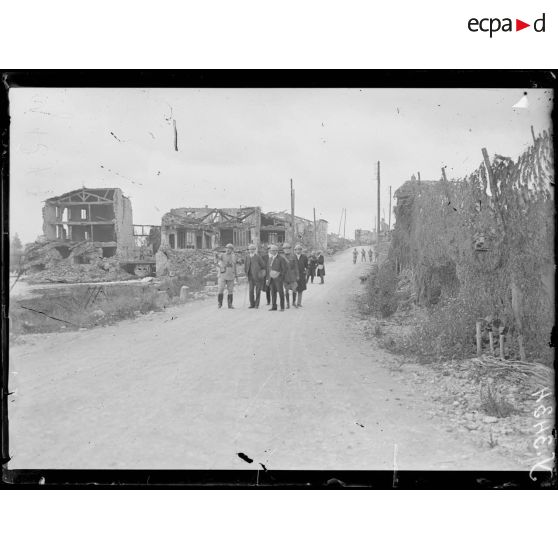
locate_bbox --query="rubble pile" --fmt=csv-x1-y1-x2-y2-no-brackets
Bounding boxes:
156,248,244,285
22,239,135,283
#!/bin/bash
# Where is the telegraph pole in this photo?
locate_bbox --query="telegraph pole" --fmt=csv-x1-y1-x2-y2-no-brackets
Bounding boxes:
343,208,347,239
313,207,317,250
377,161,381,255
290,179,295,244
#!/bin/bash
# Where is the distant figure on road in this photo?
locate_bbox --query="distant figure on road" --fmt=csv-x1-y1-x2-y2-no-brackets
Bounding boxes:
294,244,308,307
307,251,318,283
280,242,299,309
244,244,266,309
374,250,379,263
316,250,325,284
352,248,358,264
266,244,288,311
368,247,373,261
215,243,237,309
361,248,366,262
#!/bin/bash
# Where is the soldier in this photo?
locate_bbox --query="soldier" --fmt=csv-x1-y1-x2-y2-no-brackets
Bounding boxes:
361,248,366,262
266,244,288,311
214,243,238,309
244,244,266,309
281,242,299,309
368,247,373,262
353,248,358,264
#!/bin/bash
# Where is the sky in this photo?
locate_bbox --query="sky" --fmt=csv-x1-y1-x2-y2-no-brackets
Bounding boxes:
9,87,553,244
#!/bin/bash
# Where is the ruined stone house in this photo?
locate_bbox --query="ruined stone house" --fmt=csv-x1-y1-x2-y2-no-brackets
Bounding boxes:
160,206,328,252
354,229,374,245
42,187,135,260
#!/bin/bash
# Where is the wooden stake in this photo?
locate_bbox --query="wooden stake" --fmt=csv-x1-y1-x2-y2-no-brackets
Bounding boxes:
499,333,505,360
530,125,536,145
476,321,482,357
489,331,495,356
518,334,526,361
441,167,448,182
481,148,496,197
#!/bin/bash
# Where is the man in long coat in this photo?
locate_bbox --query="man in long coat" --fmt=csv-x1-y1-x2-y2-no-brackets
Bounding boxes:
244,244,266,309
266,244,288,311
293,244,308,307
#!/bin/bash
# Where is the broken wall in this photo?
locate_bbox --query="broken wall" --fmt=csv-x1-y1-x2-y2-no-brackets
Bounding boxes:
114,191,135,257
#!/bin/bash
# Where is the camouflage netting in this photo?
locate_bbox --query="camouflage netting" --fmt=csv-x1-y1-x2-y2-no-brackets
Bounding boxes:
388,131,554,363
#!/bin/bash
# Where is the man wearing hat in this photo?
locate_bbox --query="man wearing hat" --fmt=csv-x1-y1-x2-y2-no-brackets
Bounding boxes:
266,244,288,311
214,243,238,309
244,244,266,309
281,242,299,309
293,244,308,307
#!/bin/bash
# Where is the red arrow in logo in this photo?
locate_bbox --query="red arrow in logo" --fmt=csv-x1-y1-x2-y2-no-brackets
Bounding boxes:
516,19,530,31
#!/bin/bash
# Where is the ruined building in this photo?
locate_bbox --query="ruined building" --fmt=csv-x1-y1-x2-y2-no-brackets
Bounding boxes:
24,187,160,282
160,206,328,251
354,229,374,245
42,187,135,259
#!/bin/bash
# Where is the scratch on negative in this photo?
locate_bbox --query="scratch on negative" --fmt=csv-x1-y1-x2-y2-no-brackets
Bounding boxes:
19,305,77,326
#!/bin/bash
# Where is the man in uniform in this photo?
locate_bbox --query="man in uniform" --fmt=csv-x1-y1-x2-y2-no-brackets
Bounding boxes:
244,244,266,309
281,242,299,309
266,244,288,311
215,243,237,309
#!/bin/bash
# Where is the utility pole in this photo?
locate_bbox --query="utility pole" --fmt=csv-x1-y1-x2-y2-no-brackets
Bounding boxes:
377,161,381,255
343,208,347,239
337,208,343,237
313,207,317,250
388,185,392,232
290,179,295,245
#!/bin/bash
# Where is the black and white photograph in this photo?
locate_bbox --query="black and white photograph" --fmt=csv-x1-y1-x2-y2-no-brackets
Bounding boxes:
3,75,555,485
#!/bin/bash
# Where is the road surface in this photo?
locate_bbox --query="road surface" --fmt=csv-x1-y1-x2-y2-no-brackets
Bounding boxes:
8,247,522,470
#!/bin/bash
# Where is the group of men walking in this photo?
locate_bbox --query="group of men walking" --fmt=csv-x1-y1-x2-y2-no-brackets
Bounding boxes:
214,242,325,311
353,247,377,264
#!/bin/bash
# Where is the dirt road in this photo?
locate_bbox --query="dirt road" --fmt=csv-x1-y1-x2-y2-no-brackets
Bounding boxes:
8,248,522,470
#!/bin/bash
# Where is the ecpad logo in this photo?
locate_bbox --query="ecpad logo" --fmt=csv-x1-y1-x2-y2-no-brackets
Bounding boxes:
468,13,546,37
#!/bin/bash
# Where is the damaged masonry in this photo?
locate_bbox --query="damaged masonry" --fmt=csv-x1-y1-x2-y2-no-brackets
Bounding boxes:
22,190,327,283
156,205,328,277
23,187,160,282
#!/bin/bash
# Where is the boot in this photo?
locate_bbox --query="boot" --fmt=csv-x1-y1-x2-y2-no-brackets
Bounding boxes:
218,293,223,308
292,292,297,307
227,294,234,309
297,292,302,307
286,295,290,309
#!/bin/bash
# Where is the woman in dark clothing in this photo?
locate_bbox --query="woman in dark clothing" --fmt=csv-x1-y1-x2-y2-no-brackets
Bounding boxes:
316,251,325,284
307,252,317,283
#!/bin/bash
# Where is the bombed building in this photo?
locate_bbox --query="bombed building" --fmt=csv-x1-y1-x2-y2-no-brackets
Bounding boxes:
42,187,135,259
160,206,328,251
23,187,160,282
